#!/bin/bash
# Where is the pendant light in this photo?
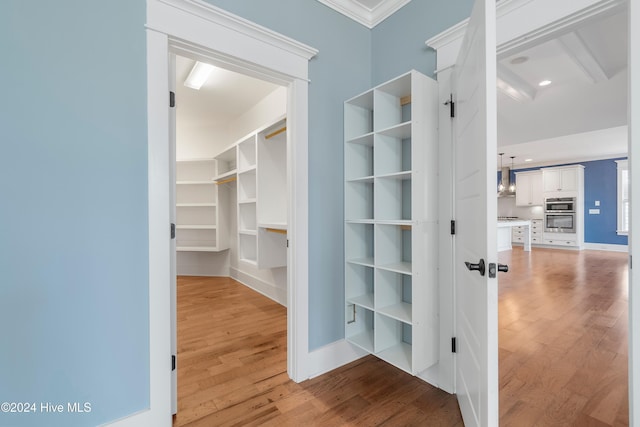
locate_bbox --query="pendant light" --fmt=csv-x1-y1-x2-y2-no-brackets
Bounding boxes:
509,156,516,192
498,153,505,192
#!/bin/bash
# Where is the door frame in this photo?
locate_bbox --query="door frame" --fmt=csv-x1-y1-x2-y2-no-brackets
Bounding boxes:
428,0,635,421
106,1,317,425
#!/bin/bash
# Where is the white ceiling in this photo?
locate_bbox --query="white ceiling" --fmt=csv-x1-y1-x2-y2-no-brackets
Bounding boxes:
497,9,628,167
175,55,280,130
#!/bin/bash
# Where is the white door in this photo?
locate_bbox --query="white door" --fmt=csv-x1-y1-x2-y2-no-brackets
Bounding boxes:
453,0,498,425
169,53,178,414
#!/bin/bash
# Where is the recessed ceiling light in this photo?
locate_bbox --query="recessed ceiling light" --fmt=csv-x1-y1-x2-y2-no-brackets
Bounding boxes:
184,61,215,90
510,56,529,65
538,80,552,87
525,158,533,162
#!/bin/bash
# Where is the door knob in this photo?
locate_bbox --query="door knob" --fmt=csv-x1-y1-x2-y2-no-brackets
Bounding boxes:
488,262,509,278
465,259,485,276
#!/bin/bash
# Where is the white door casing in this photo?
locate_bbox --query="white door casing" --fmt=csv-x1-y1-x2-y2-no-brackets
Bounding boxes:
104,1,317,425
452,0,498,425
168,52,178,415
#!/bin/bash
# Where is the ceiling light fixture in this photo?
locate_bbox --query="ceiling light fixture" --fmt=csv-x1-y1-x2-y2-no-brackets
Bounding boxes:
184,61,214,90
525,158,533,162
538,80,552,87
510,56,529,65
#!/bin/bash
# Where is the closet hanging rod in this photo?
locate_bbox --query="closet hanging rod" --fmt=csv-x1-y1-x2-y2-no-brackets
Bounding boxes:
215,176,237,185
400,224,412,230
265,126,286,140
400,95,411,106
265,228,287,235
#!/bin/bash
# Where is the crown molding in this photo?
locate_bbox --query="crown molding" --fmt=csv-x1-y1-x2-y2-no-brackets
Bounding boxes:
317,0,411,28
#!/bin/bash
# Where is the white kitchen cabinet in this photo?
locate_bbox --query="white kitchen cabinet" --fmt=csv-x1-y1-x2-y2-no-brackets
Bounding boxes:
542,166,581,194
515,171,543,206
344,70,438,375
175,159,230,252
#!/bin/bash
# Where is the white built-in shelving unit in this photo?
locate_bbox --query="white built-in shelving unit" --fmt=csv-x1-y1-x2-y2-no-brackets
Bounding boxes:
257,118,287,269
175,158,230,252
344,70,438,375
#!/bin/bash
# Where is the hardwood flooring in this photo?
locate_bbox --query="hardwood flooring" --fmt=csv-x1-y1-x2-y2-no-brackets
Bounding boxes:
498,247,628,426
173,276,462,426
174,247,629,426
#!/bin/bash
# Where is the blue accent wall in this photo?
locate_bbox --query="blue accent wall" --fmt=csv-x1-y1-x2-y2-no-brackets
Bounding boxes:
0,1,149,426
508,158,628,246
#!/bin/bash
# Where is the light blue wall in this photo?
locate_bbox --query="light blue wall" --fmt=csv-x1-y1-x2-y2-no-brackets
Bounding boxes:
0,0,477,424
372,0,474,84
0,2,149,426
203,0,372,349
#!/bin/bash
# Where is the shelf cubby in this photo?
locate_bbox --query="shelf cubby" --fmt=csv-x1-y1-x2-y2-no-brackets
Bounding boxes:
345,222,374,267
238,170,257,201
175,228,217,251
257,226,287,269
374,132,411,176
376,224,411,274
238,135,257,171
346,305,374,353
375,175,411,222
376,269,411,323
176,158,216,181
214,146,237,177
176,183,215,205
344,91,374,140
345,139,374,180
238,202,257,232
176,205,216,226
375,314,412,373
345,180,374,221
345,263,374,310
373,73,412,131
238,233,257,264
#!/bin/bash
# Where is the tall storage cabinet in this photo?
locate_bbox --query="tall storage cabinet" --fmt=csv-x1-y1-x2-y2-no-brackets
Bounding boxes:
344,70,439,375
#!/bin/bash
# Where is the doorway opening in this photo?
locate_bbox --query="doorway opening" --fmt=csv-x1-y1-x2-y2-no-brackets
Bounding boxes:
170,51,294,418
495,6,629,424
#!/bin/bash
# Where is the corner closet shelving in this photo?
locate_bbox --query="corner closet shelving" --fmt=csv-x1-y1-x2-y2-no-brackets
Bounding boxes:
344,70,439,376
204,115,288,269
175,158,229,252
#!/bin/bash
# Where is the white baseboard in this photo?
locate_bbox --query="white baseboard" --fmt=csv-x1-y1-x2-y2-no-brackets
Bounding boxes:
307,339,368,379
230,267,287,306
583,243,629,252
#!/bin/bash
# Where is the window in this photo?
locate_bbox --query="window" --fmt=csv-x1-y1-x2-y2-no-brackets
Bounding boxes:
616,160,629,235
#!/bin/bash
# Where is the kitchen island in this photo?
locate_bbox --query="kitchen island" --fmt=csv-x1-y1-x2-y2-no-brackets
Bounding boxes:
497,219,531,252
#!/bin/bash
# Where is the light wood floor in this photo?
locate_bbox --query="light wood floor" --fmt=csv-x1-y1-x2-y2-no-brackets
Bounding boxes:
498,247,628,426
173,276,462,426
174,247,629,426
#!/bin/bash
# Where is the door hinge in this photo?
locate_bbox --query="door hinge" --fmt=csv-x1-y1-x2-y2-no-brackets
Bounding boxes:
286,239,289,248
170,91,176,108
450,220,456,235
444,94,455,118
171,223,176,239
630,255,633,269
172,355,176,371
452,337,457,353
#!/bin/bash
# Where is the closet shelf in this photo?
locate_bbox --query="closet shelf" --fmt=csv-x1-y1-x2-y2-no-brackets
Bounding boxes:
214,169,237,181
347,293,374,310
176,225,216,230
176,203,216,207
258,222,287,230
176,246,220,252
378,302,412,324
176,180,215,185
239,229,257,236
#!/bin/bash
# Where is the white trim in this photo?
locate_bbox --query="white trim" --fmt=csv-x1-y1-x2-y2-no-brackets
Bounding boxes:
616,159,630,235
583,243,629,252
316,0,411,28
230,267,287,306
106,1,317,425
307,339,367,378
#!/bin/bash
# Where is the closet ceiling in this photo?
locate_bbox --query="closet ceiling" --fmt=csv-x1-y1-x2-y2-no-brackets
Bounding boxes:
175,55,280,129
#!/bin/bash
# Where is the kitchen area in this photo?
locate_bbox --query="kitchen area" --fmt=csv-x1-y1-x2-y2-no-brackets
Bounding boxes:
497,156,585,252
